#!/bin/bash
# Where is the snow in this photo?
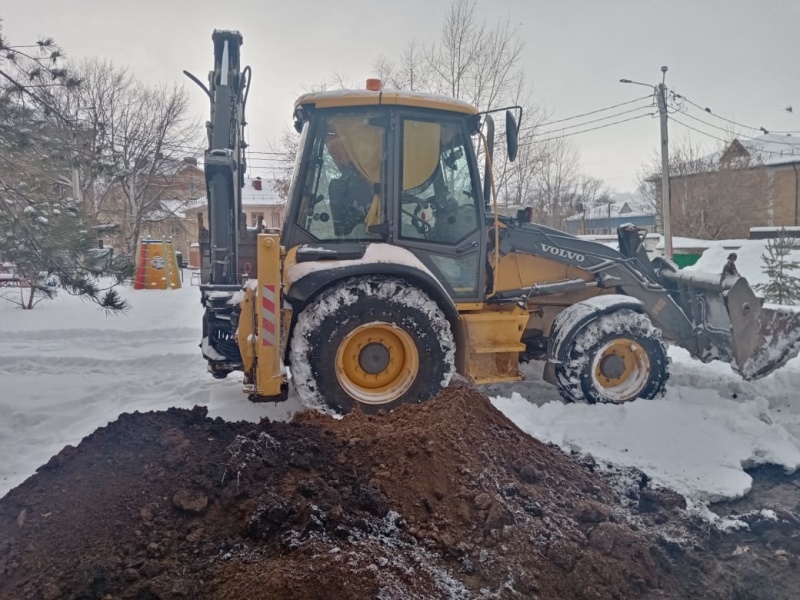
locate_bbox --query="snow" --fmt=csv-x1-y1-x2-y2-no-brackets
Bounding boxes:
736,134,800,167
491,348,800,515
191,177,284,212
655,236,713,251
286,243,442,289
0,279,303,498
686,238,800,290
750,226,800,233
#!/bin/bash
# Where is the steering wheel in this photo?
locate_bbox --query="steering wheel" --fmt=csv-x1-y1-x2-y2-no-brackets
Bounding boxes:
401,206,432,235
401,192,438,235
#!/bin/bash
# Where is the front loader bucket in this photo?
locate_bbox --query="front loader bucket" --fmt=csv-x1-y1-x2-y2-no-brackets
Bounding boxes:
727,277,800,379
661,269,800,380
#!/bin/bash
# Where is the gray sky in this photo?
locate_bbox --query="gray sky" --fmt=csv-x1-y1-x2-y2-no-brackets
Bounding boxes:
4,0,800,193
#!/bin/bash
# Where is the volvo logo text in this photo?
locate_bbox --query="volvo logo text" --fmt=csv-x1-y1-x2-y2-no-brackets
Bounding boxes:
541,244,585,263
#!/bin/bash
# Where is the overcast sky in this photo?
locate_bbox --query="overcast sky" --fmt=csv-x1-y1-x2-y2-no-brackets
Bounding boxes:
4,0,800,193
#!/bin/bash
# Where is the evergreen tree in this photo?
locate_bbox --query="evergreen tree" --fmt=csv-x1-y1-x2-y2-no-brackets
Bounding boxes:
755,230,800,306
0,19,130,310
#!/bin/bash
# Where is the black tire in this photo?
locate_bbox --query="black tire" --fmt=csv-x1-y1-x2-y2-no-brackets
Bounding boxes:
554,309,669,404
290,277,455,414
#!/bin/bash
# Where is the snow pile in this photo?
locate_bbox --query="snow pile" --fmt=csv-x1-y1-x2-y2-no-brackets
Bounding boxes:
686,238,800,290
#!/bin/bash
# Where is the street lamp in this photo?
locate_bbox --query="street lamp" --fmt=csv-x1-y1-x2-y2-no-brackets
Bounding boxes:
620,67,673,259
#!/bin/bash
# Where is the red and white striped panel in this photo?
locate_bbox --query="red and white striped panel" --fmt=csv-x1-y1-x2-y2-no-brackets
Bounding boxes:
261,284,277,347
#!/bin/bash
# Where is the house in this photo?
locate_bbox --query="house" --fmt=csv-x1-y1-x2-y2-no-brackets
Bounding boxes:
564,201,656,235
95,157,205,256
137,159,205,257
653,134,800,239
183,176,286,267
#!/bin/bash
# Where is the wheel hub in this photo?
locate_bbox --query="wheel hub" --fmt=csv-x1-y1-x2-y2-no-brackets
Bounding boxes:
335,322,420,405
591,338,651,403
358,342,391,374
599,354,626,380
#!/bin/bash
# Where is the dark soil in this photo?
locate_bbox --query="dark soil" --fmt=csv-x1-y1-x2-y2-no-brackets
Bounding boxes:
1,386,799,599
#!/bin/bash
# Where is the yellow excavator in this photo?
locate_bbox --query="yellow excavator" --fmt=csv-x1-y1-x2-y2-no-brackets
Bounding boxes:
187,30,800,413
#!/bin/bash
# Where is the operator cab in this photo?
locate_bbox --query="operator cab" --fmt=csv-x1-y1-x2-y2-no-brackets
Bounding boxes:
281,83,489,300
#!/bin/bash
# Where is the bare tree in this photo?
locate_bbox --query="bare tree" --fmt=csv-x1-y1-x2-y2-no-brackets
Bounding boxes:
268,128,300,201
375,40,431,91
271,0,586,221
57,59,201,254
637,137,774,239
529,136,582,228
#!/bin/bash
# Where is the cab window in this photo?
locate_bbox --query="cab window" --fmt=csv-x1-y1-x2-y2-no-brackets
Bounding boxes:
295,111,386,241
399,119,480,244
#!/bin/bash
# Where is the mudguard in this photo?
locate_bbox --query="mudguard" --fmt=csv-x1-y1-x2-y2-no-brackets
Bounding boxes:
284,243,460,325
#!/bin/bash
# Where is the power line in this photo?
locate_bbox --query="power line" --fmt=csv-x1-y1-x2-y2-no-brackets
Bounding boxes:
533,105,654,137
675,93,799,135
529,95,653,130
670,116,800,159
520,113,655,147
676,106,800,148
669,116,729,144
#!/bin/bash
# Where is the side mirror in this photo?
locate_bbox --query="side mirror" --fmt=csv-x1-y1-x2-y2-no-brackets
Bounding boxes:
505,110,518,162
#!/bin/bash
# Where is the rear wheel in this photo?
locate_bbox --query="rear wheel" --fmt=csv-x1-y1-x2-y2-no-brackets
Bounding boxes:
554,309,668,404
290,277,455,413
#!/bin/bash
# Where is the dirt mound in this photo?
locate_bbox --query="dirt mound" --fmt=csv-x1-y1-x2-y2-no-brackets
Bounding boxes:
0,386,798,599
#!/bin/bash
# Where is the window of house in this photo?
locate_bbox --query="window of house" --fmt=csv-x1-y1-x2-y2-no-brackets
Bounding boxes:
251,212,264,227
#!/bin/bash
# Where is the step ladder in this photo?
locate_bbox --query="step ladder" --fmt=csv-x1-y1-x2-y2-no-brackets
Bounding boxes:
460,305,529,384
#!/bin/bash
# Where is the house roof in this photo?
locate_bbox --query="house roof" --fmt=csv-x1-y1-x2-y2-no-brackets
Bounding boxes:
732,134,800,167
184,176,285,214
644,134,800,183
240,177,284,207
565,198,655,222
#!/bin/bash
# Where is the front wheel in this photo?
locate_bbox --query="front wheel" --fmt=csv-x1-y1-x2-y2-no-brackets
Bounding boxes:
290,277,456,413
553,309,669,404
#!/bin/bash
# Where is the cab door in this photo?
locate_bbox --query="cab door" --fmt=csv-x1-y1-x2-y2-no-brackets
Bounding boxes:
391,111,487,303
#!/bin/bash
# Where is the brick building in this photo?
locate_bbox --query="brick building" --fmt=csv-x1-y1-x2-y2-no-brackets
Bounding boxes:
653,134,800,239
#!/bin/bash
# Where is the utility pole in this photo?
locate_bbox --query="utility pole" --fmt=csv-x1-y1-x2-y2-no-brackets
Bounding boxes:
656,67,672,258
620,66,673,258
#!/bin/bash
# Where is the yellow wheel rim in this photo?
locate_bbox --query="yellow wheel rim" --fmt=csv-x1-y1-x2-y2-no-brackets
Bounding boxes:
335,322,420,405
591,338,650,402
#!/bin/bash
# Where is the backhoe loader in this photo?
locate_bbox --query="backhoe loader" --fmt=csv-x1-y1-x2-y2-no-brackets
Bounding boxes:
188,30,800,413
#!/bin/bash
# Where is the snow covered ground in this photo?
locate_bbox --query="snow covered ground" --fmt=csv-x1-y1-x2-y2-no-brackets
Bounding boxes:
2,249,800,524
491,352,800,509
0,279,303,497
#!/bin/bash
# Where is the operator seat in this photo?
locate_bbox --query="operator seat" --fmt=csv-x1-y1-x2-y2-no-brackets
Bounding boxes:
328,178,354,236
328,168,374,237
